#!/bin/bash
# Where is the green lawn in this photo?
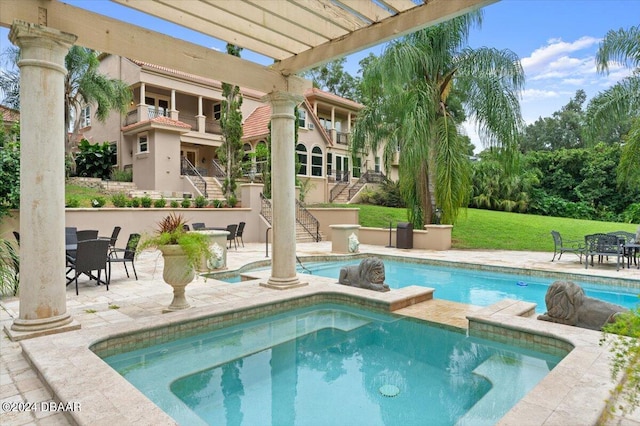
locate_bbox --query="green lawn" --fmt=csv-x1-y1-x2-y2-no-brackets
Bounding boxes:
320,204,638,252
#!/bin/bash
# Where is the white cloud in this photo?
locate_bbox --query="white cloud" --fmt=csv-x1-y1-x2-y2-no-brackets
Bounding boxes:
521,36,600,75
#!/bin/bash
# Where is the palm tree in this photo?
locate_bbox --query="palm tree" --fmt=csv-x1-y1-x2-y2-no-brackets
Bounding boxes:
352,12,524,226
585,25,640,190
64,46,131,152
0,45,131,152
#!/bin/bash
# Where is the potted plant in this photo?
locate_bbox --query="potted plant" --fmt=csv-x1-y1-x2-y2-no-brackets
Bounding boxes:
139,212,213,311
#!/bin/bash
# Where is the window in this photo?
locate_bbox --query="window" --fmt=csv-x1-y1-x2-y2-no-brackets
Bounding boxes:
311,146,323,176
138,134,148,153
326,153,332,175
80,105,91,128
353,157,361,178
296,144,307,175
320,117,332,131
110,142,117,166
375,156,380,173
298,109,306,128
213,103,222,120
145,95,169,118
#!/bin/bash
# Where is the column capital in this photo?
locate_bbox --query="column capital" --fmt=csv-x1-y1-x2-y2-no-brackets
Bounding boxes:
10,20,76,49
261,91,304,107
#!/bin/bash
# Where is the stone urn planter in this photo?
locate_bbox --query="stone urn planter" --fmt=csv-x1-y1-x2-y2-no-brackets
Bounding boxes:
159,244,195,312
138,213,213,313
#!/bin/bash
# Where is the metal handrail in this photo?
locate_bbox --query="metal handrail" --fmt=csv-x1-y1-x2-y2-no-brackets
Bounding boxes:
210,159,226,178
348,170,386,199
296,198,321,242
329,181,348,202
260,193,321,242
180,157,207,197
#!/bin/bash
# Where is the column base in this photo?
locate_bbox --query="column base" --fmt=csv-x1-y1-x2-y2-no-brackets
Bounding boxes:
6,314,80,341
260,276,308,290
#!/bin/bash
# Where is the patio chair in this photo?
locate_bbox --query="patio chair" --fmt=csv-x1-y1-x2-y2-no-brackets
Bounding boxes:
585,233,624,271
108,233,140,280
236,222,245,247
76,229,99,242
550,230,585,263
101,226,121,255
66,238,111,295
192,222,206,230
226,224,238,250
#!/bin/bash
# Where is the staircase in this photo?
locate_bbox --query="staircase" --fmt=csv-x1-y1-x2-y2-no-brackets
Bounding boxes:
260,194,325,243
201,176,224,201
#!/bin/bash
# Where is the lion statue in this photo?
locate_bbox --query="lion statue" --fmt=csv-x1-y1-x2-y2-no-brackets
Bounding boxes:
537,280,628,330
338,257,389,292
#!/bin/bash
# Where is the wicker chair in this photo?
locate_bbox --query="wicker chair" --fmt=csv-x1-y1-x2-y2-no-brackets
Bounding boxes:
66,239,111,295
108,233,140,280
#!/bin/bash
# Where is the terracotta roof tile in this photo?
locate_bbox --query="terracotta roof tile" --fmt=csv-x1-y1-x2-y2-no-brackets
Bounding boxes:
242,105,271,139
1,105,19,123
121,116,192,132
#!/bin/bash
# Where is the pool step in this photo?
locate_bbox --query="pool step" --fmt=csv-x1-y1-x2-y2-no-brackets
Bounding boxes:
455,353,552,426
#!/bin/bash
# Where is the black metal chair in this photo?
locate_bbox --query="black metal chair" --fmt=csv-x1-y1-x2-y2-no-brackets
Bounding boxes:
101,226,121,255
192,222,206,230
550,230,584,263
236,222,245,247
76,229,99,242
66,238,111,295
226,224,238,250
108,233,140,280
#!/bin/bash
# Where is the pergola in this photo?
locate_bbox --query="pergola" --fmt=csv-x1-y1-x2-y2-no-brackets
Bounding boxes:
0,0,494,336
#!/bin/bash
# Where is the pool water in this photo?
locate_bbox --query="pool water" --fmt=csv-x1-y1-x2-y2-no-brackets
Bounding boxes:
104,304,563,426
291,260,639,312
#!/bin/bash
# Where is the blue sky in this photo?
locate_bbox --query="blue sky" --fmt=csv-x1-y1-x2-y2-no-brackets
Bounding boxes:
2,0,639,150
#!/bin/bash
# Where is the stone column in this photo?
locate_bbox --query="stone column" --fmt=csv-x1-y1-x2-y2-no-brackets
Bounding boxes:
169,89,178,120
196,95,205,132
261,92,307,289
9,22,78,335
138,82,148,120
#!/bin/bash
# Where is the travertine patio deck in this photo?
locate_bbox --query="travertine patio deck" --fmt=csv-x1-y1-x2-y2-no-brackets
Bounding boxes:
1,242,638,425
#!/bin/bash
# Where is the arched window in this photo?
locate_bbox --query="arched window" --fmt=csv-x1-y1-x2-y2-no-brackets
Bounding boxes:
311,146,323,176
296,144,307,175
255,140,267,173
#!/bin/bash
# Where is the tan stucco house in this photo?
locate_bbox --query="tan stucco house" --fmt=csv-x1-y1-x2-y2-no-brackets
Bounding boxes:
79,56,393,204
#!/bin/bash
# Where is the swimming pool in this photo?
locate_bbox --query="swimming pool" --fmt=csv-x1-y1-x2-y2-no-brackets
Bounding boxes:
103,303,563,426
228,258,637,312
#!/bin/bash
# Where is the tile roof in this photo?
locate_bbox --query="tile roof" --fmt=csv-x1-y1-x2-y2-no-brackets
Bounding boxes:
242,105,271,139
304,87,363,109
1,105,19,123
121,116,192,132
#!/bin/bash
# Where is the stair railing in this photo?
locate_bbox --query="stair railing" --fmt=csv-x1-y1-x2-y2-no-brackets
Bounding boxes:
348,169,386,200
260,193,321,242
180,157,207,197
296,198,321,242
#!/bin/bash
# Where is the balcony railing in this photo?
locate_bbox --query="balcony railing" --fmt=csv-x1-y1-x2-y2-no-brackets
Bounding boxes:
336,131,349,145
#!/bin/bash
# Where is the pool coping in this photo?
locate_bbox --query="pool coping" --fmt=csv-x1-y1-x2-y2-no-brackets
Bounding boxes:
17,269,627,426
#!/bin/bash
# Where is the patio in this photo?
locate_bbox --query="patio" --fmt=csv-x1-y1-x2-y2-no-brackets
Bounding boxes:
1,242,639,425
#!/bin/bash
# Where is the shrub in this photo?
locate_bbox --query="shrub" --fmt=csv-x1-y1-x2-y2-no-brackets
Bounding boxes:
600,306,640,422
623,203,640,224
226,195,238,207
66,196,81,208
170,200,180,208
211,199,224,208
154,197,167,208
91,197,106,208
74,139,115,180
181,198,191,208
194,195,207,208
131,197,141,208
140,195,153,208
110,168,132,182
111,192,128,208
